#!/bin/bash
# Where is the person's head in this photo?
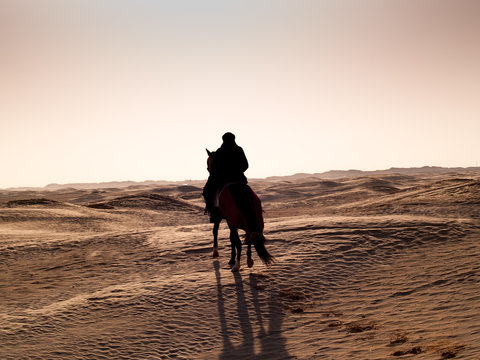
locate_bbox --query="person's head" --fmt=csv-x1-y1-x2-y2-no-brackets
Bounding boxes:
222,132,236,144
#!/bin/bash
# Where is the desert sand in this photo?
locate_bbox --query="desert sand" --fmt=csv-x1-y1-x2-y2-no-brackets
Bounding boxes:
1,171,479,359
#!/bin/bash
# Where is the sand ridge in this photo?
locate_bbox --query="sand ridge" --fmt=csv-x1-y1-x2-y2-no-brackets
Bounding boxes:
1,172,479,359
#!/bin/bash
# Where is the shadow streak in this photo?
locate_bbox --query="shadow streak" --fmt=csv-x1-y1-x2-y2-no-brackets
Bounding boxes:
214,261,234,355
214,261,293,359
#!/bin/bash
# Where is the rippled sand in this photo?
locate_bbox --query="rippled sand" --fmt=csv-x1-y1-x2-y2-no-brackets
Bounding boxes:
1,173,479,359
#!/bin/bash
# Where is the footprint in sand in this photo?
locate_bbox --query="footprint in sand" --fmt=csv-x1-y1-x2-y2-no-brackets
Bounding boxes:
392,346,422,356
277,287,309,313
391,340,465,359
438,345,465,359
345,319,378,333
327,320,343,328
389,331,408,345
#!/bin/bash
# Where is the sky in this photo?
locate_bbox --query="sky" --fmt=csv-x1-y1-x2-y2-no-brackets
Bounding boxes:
1,0,479,188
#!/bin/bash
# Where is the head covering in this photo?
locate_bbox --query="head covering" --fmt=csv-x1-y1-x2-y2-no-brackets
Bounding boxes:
222,132,236,144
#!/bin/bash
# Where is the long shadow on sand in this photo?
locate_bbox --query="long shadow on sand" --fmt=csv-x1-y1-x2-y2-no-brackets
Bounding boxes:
214,261,292,360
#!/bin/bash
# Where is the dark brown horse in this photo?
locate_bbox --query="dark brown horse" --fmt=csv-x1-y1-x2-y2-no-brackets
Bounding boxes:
206,149,274,271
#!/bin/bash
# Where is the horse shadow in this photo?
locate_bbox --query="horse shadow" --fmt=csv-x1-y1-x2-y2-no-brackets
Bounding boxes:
213,261,293,360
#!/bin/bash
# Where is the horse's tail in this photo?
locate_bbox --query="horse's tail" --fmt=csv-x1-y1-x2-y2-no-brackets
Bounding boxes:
251,232,274,265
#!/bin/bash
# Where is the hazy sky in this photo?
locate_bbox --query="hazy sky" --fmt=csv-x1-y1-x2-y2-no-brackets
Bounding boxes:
1,0,479,188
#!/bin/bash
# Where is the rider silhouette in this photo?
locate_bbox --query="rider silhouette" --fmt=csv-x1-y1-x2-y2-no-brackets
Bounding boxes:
203,132,249,218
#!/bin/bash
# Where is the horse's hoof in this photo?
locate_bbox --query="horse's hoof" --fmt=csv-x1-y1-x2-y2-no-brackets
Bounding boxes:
247,258,254,268
213,249,219,258
231,263,240,272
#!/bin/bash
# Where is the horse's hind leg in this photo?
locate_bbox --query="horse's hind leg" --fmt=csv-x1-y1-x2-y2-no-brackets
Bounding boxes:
247,244,254,268
229,230,236,267
229,227,241,272
212,221,219,258
246,232,254,268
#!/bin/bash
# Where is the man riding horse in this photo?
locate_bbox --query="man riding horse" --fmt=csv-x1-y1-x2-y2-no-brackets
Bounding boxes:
202,132,249,220
203,133,273,270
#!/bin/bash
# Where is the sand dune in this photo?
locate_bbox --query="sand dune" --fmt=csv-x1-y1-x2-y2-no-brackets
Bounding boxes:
87,192,203,212
1,172,479,359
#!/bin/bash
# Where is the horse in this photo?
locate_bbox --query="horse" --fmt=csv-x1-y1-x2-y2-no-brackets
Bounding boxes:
205,149,274,271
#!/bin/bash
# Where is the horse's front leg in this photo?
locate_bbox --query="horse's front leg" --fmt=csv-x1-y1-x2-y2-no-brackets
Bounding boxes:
229,227,241,272
212,221,219,258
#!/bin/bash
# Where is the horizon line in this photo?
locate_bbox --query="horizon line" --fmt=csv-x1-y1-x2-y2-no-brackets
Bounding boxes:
3,165,480,191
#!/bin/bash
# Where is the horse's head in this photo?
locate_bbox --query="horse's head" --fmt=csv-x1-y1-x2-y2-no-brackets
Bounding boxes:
206,149,215,173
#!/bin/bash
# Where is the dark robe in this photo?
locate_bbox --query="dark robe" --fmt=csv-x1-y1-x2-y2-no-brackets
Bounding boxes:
202,141,249,219
210,142,248,188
